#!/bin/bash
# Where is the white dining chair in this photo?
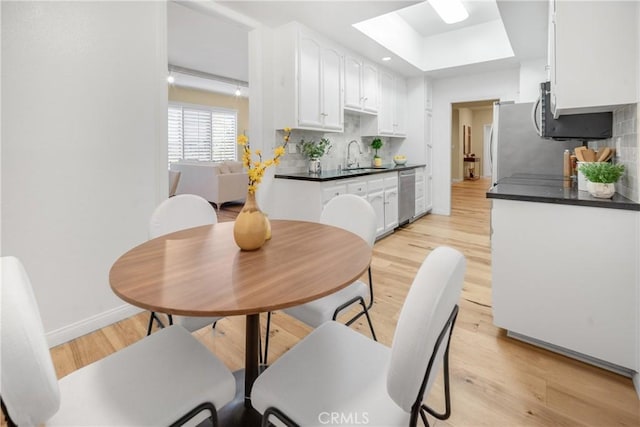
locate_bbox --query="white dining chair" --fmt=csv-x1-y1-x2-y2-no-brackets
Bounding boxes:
0,256,236,427
251,246,466,427
147,194,222,335
262,194,378,364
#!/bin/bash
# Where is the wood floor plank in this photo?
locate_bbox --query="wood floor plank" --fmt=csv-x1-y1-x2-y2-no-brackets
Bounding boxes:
5,178,638,427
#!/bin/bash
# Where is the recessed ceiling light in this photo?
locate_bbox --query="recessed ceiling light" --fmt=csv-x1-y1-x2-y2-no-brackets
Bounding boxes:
382,57,391,61
428,0,469,24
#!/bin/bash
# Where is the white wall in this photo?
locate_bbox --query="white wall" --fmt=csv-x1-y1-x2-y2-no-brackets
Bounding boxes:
431,67,519,214
1,1,168,346
248,26,279,215
519,58,547,102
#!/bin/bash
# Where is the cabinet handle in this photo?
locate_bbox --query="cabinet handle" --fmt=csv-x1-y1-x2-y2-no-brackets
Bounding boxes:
321,113,328,117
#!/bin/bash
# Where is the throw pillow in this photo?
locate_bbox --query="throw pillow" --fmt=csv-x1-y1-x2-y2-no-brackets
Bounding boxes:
226,161,244,173
217,163,231,174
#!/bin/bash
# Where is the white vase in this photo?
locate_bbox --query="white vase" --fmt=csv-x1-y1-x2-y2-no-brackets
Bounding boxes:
586,181,615,199
308,158,321,174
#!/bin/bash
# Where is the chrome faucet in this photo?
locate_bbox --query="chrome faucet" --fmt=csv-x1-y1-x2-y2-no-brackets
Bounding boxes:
346,140,362,168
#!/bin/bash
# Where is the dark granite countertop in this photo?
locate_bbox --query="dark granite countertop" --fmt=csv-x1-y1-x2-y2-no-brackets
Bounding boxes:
275,163,426,182
487,174,640,211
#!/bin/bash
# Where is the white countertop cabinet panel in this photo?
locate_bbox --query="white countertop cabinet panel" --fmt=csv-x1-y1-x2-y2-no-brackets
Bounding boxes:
492,199,639,371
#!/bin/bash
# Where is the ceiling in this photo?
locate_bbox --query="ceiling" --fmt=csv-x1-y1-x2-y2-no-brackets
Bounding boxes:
167,0,548,94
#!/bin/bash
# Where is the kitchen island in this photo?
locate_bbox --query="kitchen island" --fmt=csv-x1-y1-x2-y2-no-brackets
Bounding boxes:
487,174,640,396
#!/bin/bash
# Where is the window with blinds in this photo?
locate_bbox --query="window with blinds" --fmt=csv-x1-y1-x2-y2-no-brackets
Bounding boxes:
168,104,237,166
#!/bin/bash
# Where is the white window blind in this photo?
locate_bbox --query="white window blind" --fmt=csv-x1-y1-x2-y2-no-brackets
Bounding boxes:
168,104,237,166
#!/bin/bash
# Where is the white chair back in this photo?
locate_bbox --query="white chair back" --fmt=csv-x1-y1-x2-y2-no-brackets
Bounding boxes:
149,194,217,239
320,194,377,248
1,256,61,426
386,246,466,412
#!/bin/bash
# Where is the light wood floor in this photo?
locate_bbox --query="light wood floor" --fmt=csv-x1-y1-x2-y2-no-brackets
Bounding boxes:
22,179,640,426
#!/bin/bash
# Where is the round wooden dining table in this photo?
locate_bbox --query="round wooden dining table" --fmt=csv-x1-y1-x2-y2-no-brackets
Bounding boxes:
109,219,371,425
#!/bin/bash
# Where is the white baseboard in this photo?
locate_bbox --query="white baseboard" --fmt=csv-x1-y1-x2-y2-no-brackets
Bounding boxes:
46,304,144,348
634,372,640,399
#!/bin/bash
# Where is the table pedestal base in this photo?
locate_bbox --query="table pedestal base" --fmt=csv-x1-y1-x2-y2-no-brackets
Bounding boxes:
216,370,262,427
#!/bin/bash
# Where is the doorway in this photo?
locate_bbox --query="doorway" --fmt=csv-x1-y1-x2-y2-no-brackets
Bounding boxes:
450,100,497,183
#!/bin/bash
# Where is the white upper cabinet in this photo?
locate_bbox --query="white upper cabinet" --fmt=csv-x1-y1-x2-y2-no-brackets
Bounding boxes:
344,54,378,114
378,70,395,135
319,45,343,130
362,62,379,113
549,0,638,116
362,68,407,137
275,23,344,132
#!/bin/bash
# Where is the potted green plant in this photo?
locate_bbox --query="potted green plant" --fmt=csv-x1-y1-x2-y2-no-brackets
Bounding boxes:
578,162,625,198
299,137,332,174
371,138,383,167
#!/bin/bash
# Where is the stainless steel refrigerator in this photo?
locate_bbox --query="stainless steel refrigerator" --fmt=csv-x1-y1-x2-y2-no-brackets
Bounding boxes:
490,101,583,185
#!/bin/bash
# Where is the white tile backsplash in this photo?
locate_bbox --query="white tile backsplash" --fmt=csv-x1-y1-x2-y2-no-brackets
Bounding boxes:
588,103,639,202
277,112,403,173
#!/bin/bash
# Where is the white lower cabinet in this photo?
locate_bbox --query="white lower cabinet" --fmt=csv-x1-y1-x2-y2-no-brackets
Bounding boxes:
382,174,398,233
367,180,385,236
492,199,639,371
273,172,398,238
415,167,426,217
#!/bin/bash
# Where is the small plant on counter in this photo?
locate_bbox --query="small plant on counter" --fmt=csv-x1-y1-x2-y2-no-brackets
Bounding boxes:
578,162,625,183
298,137,332,159
371,138,383,159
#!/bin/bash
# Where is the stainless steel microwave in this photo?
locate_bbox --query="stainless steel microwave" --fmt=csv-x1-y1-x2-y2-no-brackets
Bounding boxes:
533,82,612,140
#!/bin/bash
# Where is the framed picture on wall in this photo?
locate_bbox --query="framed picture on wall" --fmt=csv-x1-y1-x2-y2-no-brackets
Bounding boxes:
463,125,471,155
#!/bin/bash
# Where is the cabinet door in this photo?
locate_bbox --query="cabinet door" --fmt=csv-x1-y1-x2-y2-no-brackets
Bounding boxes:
552,1,637,115
344,55,362,110
322,183,347,205
415,168,425,216
368,190,385,236
425,176,433,212
298,34,322,128
394,77,407,136
320,46,343,131
362,62,379,113
384,187,398,231
347,180,367,197
426,144,433,212
378,70,395,135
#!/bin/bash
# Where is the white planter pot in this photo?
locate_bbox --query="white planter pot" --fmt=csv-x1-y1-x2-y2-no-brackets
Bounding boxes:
308,158,321,174
586,181,615,199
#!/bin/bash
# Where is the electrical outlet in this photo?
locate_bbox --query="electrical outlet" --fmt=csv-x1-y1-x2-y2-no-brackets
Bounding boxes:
615,137,621,157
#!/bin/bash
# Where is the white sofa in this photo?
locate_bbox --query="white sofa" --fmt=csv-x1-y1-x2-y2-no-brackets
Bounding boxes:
170,160,247,208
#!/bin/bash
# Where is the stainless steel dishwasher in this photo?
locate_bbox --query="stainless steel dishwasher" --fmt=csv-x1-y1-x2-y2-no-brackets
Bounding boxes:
398,169,415,225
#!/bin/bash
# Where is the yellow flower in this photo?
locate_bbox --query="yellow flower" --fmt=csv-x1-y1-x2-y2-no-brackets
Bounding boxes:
237,127,292,194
